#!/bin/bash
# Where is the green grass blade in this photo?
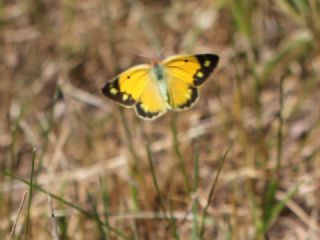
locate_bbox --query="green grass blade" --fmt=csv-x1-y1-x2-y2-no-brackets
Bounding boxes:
199,144,232,239
118,109,141,239
191,140,200,240
24,147,37,239
87,190,107,240
128,181,140,240
261,34,312,84
228,0,253,38
145,140,167,219
171,115,191,196
146,136,182,239
168,199,179,240
292,0,309,15
2,171,130,240
99,176,111,239
118,108,141,168
276,0,304,22
247,186,263,235
262,74,286,230
265,183,300,231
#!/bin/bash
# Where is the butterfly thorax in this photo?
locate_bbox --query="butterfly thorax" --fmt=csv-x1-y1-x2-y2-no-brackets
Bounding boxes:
151,63,171,107
151,63,165,81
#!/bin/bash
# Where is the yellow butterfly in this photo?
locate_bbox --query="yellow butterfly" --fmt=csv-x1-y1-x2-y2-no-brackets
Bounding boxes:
102,54,219,120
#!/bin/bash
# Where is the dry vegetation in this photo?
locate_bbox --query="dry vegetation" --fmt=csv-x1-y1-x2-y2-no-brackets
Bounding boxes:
1,0,320,239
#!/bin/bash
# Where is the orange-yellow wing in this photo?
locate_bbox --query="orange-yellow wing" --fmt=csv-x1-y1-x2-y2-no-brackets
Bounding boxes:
102,65,151,107
134,80,168,120
102,64,167,120
162,54,219,110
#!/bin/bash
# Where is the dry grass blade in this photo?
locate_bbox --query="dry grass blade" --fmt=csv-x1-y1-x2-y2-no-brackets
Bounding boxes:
9,191,28,239
47,194,60,240
276,191,320,235
24,147,36,239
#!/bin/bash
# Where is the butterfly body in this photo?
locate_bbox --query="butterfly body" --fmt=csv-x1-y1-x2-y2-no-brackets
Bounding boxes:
102,54,219,120
150,63,170,107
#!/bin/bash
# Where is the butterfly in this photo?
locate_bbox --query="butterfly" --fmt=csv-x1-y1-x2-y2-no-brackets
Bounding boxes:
102,54,219,120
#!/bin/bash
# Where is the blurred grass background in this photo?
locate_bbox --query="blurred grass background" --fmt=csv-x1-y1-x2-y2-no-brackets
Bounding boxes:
1,0,320,239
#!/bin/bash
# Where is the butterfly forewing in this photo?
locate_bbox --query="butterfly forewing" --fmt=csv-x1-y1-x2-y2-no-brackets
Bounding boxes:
102,65,150,107
163,54,219,87
193,54,219,86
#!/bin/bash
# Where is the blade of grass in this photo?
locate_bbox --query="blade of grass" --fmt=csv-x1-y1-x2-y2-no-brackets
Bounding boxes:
228,0,253,39
251,63,263,128
225,221,232,240
145,135,182,239
118,109,141,239
7,102,26,233
47,194,60,240
99,176,111,239
276,0,304,23
171,114,191,196
2,171,130,240
24,147,36,239
118,108,141,168
247,185,263,235
168,199,179,240
128,184,139,240
265,183,301,231
276,74,285,177
262,178,278,233
191,140,200,240
145,140,167,219
199,144,232,239
10,191,27,238
261,74,288,235
260,34,312,84
292,0,309,16
87,190,107,240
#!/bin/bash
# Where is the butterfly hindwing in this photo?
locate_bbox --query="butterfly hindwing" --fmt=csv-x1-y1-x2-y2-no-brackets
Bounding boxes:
166,76,199,110
134,80,168,120
163,54,219,110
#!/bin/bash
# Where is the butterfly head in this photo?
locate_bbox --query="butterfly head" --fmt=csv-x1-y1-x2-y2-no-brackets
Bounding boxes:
150,58,160,67
152,47,166,64
134,50,164,65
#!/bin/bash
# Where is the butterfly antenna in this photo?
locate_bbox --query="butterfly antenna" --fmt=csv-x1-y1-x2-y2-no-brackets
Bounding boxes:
131,51,152,61
156,47,166,59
